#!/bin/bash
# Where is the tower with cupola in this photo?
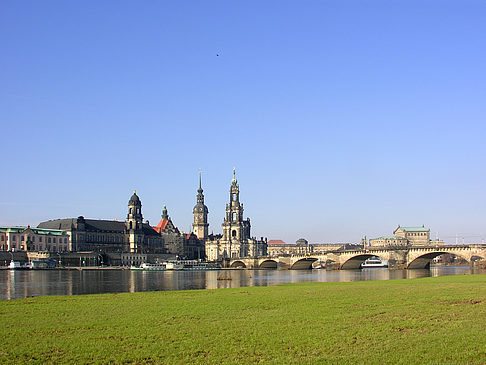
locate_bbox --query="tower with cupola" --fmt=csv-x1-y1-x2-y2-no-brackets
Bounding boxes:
126,190,144,253
193,170,209,240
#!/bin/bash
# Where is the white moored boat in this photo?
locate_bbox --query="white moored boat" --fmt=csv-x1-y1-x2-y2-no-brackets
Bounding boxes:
164,262,184,270
130,263,166,271
361,257,388,268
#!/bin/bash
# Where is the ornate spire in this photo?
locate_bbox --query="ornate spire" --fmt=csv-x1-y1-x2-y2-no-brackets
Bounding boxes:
162,205,169,220
232,167,237,185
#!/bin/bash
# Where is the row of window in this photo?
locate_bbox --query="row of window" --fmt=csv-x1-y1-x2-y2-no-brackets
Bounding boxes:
1,235,68,244
85,235,125,243
7,243,68,252
408,232,428,237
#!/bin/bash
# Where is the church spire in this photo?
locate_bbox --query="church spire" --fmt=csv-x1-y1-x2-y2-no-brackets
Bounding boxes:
232,167,237,185
198,169,203,193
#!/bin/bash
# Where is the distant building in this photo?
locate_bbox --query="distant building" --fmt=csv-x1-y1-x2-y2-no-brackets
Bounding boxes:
267,239,311,256
0,226,70,252
369,225,443,247
267,240,356,256
205,169,266,261
38,191,164,254
153,205,205,260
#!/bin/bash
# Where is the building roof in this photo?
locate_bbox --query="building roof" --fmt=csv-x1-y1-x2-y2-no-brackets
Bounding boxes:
153,219,169,234
267,239,287,245
370,236,404,240
38,218,127,232
0,226,68,236
395,226,430,232
142,223,160,236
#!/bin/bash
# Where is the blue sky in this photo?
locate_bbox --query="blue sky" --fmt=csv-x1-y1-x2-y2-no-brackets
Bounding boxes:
1,1,485,244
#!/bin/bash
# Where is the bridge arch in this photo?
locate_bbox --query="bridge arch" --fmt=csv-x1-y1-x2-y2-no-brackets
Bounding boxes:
230,260,246,268
407,251,478,269
259,260,278,269
340,254,385,270
291,257,318,270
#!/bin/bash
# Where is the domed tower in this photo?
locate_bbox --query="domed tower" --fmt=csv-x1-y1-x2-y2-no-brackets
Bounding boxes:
126,190,143,253
193,170,209,240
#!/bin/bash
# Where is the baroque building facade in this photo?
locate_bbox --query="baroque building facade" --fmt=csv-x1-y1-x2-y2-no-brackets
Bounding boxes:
37,191,204,259
0,226,70,252
369,225,443,247
38,191,164,254
204,170,267,261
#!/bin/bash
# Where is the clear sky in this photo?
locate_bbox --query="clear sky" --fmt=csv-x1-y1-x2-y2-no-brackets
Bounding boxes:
1,1,485,244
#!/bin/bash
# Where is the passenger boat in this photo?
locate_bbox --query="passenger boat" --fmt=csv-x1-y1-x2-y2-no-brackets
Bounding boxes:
361,257,388,268
312,261,326,270
164,262,184,270
184,262,219,270
130,263,166,271
8,261,31,270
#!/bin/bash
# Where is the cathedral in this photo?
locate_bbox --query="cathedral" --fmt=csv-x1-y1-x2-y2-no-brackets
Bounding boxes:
35,170,266,263
197,169,267,262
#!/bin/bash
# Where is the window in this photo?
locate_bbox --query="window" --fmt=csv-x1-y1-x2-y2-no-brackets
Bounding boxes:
39,237,42,242
21,236,25,241
0,236,3,241
48,237,51,243
232,230,237,237
64,238,67,244
232,212,236,221
12,235,16,241
53,238,56,243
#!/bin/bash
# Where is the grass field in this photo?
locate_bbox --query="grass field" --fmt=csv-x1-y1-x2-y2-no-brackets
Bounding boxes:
1,274,486,364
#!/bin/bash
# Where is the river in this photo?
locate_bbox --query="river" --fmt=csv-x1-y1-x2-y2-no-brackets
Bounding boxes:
1,266,484,300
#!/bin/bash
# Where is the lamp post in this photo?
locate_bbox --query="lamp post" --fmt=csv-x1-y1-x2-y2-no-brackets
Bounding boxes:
57,252,62,268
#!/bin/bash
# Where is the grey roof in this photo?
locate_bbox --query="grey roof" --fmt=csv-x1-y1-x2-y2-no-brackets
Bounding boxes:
38,219,76,230
142,223,160,236
38,218,161,236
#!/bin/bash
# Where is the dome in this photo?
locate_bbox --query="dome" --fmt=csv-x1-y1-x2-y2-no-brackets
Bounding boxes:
193,203,208,214
129,191,141,205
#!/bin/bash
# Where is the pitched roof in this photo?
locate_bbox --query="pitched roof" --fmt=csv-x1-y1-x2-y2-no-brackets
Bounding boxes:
396,226,430,232
0,226,68,236
153,219,169,234
142,223,160,236
267,239,287,245
38,219,76,230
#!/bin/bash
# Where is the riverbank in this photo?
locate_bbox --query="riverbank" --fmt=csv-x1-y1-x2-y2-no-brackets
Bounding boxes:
1,275,486,364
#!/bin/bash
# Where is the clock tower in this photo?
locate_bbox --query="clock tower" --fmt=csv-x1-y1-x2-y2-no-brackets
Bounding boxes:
192,170,209,240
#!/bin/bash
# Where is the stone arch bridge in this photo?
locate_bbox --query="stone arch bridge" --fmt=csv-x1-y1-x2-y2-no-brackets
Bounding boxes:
228,245,486,270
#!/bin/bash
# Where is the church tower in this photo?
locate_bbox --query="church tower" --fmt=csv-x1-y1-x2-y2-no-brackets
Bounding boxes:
192,170,209,240
221,168,250,257
126,190,143,253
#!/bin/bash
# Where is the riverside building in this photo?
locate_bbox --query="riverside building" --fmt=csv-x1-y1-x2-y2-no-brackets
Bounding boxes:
37,191,203,260
369,225,444,247
0,226,70,252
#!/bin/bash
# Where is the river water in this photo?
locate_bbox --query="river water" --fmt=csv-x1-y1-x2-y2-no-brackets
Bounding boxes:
1,266,484,300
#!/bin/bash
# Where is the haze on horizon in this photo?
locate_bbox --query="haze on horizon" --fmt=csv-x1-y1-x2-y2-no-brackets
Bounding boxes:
1,1,485,245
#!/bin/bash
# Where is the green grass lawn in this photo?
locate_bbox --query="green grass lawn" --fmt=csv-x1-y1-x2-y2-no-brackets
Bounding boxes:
1,274,486,364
